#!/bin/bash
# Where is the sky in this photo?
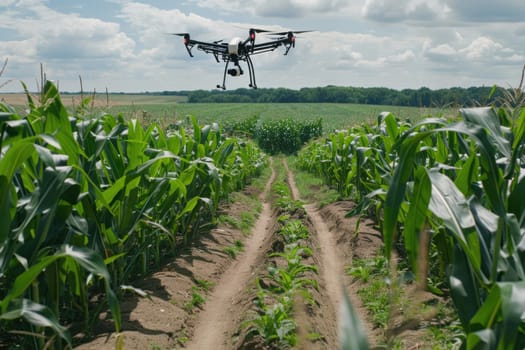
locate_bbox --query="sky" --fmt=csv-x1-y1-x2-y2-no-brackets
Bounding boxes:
0,0,524,92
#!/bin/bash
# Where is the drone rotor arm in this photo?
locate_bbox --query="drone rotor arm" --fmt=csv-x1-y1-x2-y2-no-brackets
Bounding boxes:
247,47,280,56
250,40,284,54
195,42,228,59
194,41,227,51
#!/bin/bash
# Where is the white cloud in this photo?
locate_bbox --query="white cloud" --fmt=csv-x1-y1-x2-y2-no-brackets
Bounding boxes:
388,50,416,63
423,36,525,68
362,0,525,24
1,0,524,92
424,43,457,61
191,0,351,17
459,37,502,60
0,1,135,63
445,0,525,22
362,0,448,22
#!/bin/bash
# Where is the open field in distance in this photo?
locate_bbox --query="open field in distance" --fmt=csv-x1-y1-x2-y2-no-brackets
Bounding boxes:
1,93,455,131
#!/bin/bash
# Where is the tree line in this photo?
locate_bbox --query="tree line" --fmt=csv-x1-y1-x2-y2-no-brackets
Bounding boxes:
159,85,505,107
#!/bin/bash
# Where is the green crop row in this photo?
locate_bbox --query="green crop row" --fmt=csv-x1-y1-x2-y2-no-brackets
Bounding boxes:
0,82,266,349
298,90,525,348
225,116,322,155
243,168,318,348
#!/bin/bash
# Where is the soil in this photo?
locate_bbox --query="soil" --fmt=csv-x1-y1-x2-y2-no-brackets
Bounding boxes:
74,158,438,350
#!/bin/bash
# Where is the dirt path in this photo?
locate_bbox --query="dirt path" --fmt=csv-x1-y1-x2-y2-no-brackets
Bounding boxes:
284,158,383,348
183,161,276,350
304,205,344,315
75,157,386,350
284,159,344,330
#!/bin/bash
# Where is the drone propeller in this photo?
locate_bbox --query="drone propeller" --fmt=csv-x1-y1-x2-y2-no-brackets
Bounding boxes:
170,33,190,44
271,30,313,35
232,24,272,33
269,30,313,48
250,28,273,33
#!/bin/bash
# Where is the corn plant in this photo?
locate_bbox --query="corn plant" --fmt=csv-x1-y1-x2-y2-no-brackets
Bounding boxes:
297,88,525,347
0,82,121,348
254,118,322,155
297,113,410,204
244,168,319,348
383,104,525,348
0,81,266,347
278,219,310,243
248,293,297,348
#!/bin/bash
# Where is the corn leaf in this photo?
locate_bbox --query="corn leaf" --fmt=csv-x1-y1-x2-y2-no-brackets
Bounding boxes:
427,170,484,282
339,290,370,350
0,298,72,345
384,131,431,259
1,245,120,331
450,245,482,331
403,166,431,275
461,107,511,159
0,175,11,243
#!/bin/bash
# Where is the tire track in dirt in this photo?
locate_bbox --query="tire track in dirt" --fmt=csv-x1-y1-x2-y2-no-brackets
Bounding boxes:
285,159,380,347
284,159,343,326
184,159,276,350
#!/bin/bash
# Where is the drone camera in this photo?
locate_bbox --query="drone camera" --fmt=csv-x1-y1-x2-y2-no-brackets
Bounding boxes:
227,67,243,77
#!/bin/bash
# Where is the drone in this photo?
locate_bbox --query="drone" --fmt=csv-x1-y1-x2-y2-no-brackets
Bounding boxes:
173,28,311,90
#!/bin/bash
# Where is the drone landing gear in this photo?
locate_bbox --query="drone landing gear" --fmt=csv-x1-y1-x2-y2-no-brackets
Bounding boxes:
217,59,230,90
216,57,257,90
246,54,257,89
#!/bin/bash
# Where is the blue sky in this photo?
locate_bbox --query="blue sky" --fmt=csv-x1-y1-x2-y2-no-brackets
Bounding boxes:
1,0,524,92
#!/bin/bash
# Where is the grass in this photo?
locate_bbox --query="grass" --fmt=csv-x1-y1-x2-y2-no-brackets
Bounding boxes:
218,214,240,228
183,289,206,313
347,256,390,329
218,200,259,236
173,328,191,347
347,256,462,349
250,163,272,193
1,93,452,131
195,279,214,292
307,332,325,342
240,212,256,234
112,102,448,132
288,156,340,206
217,168,266,236
182,280,214,313
223,240,244,258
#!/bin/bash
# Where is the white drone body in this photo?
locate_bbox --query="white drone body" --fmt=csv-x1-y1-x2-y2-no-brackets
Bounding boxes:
228,37,243,55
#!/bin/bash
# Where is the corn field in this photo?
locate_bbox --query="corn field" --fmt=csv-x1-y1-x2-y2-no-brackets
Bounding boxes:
0,81,266,348
3,76,525,349
298,89,525,348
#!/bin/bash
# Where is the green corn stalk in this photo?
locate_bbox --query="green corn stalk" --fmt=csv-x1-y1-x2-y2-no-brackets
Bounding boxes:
1,82,267,347
383,106,525,348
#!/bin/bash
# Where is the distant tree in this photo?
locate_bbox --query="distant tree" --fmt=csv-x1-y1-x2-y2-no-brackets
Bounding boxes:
184,85,502,107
